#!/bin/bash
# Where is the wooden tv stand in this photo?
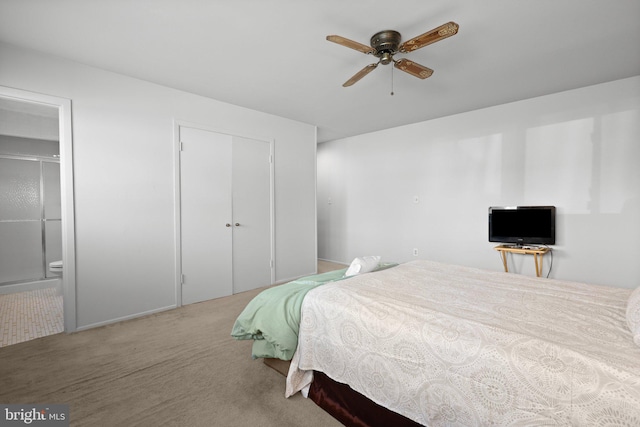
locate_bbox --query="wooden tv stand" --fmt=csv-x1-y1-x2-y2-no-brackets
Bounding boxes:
494,245,550,277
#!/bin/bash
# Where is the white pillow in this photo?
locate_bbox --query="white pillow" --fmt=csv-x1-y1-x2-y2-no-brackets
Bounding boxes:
344,256,381,277
627,286,640,347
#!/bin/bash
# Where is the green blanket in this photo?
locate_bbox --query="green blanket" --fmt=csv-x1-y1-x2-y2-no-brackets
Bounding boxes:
231,263,396,360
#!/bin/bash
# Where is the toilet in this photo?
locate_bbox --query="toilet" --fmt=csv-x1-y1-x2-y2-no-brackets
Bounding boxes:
49,260,63,276
49,260,63,296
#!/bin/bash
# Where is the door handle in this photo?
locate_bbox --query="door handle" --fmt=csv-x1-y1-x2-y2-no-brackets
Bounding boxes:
235,223,240,227
226,223,231,227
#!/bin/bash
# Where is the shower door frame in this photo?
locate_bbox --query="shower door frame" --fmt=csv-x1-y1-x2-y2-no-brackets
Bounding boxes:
0,86,77,333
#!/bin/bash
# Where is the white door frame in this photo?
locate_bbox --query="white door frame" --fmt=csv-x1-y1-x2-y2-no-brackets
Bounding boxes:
173,120,275,307
0,85,77,332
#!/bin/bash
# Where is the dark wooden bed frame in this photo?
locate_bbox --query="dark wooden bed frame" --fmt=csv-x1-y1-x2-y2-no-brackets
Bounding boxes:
264,359,422,427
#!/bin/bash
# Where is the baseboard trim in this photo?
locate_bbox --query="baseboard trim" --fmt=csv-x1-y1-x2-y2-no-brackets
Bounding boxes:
318,257,348,265
75,304,178,332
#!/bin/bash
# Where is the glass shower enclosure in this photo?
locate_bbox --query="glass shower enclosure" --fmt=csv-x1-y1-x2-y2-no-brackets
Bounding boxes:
0,136,62,287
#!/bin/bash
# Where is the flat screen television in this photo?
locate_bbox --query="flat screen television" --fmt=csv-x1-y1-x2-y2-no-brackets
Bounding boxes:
488,206,556,245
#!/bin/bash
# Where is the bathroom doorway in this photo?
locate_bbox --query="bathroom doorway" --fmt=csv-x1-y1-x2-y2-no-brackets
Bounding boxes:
0,86,76,345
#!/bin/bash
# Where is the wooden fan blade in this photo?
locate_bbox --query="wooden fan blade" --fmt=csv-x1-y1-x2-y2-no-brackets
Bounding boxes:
343,63,379,87
399,21,459,53
394,59,434,79
327,35,374,54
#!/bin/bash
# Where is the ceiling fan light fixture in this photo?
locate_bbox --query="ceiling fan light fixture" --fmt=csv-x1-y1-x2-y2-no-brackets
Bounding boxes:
380,52,393,65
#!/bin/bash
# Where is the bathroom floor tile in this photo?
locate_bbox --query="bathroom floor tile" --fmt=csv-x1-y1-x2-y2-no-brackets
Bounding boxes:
0,288,63,347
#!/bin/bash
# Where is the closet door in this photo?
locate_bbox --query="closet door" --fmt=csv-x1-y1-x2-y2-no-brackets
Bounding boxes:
231,136,272,293
180,127,233,304
179,127,273,305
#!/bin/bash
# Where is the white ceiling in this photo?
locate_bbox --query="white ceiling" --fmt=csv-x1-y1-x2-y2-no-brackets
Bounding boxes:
1,0,639,142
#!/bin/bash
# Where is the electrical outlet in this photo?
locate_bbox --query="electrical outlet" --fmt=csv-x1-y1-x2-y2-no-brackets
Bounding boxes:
413,248,419,256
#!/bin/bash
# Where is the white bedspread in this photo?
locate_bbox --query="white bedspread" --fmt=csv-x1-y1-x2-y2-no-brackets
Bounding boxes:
286,260,640,426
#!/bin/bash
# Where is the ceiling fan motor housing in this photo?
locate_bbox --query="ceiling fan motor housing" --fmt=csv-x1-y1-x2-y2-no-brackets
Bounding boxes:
370,30,401,64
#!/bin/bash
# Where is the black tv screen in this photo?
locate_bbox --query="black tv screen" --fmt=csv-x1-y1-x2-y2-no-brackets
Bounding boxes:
488,206,556,245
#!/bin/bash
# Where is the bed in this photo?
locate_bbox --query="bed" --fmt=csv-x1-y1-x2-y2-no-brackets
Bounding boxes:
284,259,640,426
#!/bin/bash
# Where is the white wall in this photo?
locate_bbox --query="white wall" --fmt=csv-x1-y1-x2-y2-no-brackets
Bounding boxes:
0,43,317,329
318,76,640,289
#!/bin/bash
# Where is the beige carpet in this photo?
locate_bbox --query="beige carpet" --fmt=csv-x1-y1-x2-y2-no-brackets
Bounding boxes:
0,278,344,426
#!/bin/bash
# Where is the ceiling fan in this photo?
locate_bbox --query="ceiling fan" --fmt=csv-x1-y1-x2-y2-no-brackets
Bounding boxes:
327,21,459,87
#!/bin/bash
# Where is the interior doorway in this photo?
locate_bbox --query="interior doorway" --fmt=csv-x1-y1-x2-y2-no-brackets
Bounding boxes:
0,86,76,344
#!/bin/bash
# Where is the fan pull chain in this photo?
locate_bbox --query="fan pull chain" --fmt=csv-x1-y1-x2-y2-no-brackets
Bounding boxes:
390,65,394,96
